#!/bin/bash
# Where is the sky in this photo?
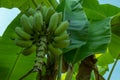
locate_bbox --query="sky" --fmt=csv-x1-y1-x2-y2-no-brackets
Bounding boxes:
0,8,20,36
104,60,120,80
98,0,120,7
0,0,120,80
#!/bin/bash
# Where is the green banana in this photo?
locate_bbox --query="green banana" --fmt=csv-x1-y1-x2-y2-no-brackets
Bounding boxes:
41,6,48,20
54,21,69,35
54,31,69,42
10,33,20,40
20,14,33,34
45,7,55,24
29,16,34,26
15,27,32,40
48,44,62,56
33,11,43,32
27,8,35,16
15,39,32,48
52,40,70,48
58,12,62,23
22,45,36,56
48,12,59,32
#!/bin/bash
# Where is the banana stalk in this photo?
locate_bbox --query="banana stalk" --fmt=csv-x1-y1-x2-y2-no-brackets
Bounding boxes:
33,36,47,76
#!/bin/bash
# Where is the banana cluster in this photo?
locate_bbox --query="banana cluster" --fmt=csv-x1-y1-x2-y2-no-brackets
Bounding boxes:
14,6,70,56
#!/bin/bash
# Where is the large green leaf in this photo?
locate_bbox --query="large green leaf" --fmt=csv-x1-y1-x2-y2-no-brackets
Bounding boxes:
56,0,65,12
63,0,111,64
0,9,36,80
0,0,52,11
99,4,120,17
0,38,36,80
108,13,120,59
0,0,29,10
81,0,120,21
63,0,89,63
111,13,120,37
83,8,106,21
81,0,99,9
108,34,120,58
81,0,102,21
66,2,111,63
97,51,114,66
77,17,111,60
87,18,111,53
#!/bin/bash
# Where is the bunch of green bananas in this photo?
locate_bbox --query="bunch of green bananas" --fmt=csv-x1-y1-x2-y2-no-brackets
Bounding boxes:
14,6,70,56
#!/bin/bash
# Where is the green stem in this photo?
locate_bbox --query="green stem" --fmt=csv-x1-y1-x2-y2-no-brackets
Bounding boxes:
57,55,62,80
65,64,74,80
107,54,120,80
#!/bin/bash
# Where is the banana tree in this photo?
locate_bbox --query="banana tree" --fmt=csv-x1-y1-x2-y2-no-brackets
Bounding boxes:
0,0,120,80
